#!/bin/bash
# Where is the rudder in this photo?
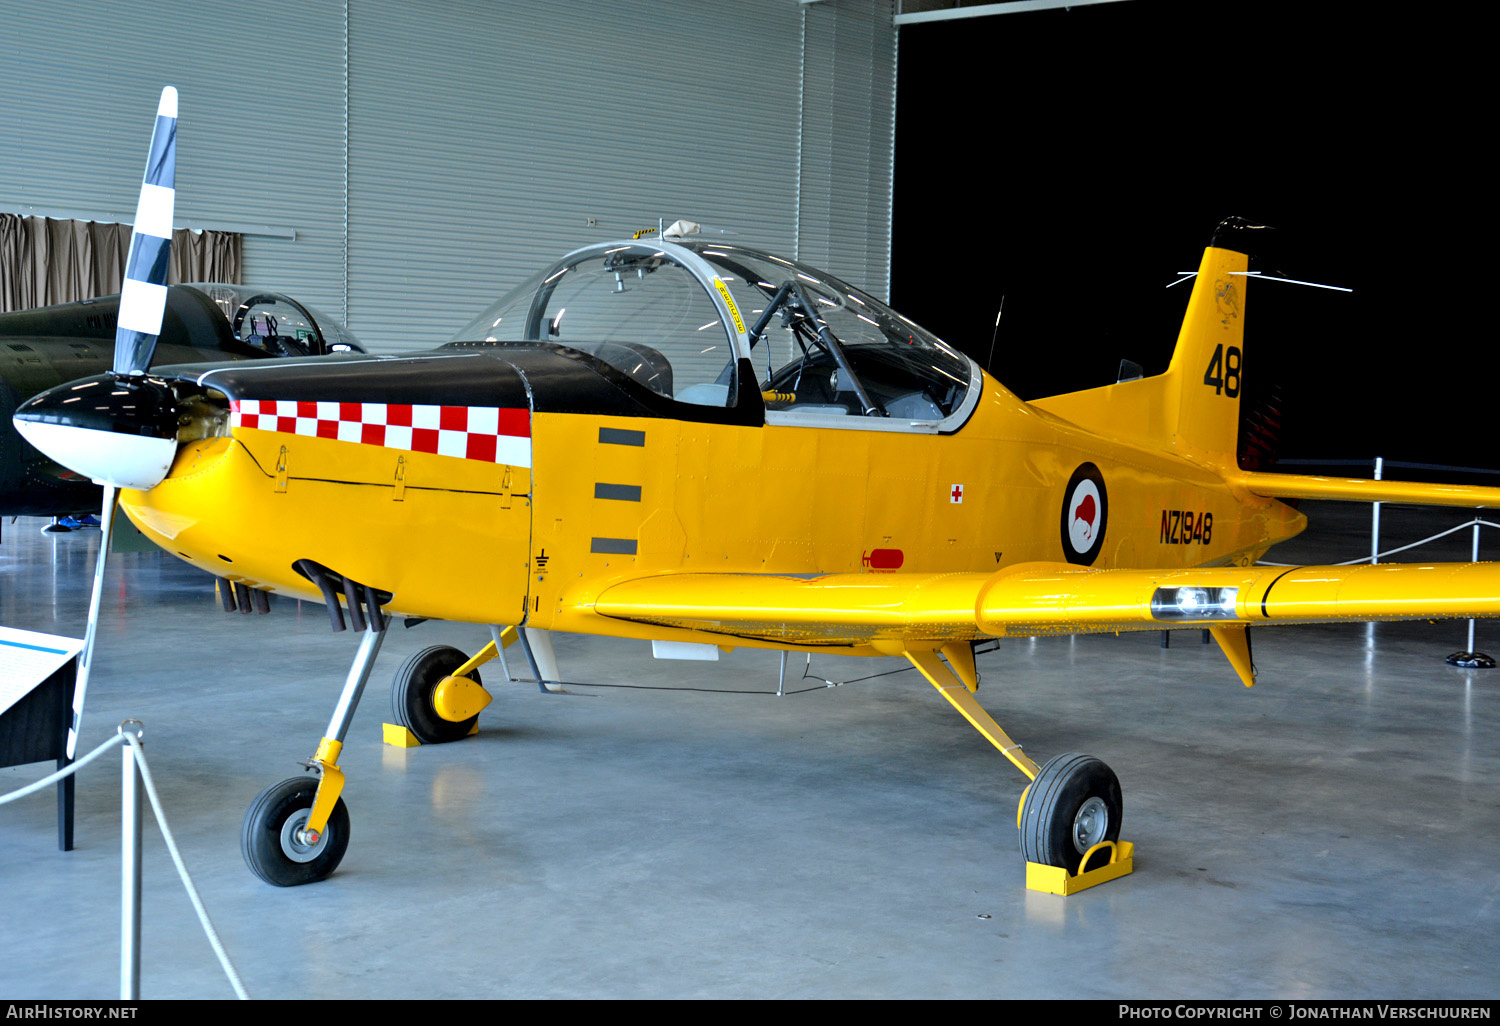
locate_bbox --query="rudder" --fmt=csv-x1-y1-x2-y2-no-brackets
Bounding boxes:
1160,218,1261,469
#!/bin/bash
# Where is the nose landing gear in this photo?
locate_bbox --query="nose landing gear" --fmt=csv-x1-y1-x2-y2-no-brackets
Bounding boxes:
241,591,523,884
241,775,351,887
241,580,387,886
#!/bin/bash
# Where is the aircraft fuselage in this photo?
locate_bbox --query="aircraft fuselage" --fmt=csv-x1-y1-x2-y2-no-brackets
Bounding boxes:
118,344,1305,652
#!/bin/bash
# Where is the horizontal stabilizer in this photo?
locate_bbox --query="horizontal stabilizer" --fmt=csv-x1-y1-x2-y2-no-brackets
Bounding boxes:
1227,470,1500,509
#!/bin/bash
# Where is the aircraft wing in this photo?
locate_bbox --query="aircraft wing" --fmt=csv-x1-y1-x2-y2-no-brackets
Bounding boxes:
593,559,1500,777
592,560,1500,647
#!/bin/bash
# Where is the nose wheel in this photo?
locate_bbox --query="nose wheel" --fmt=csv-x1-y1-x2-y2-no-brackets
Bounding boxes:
241,776,351,887
241,624,384,885
1018,752,1123,875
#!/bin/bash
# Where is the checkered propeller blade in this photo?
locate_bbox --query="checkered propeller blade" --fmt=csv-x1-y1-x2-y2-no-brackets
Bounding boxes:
113,86,177,376
16,88,184,491
66,88,175,755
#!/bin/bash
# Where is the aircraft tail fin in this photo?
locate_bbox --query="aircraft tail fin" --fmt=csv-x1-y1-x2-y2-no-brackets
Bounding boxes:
1156,218,1257,467
1031,218,1263,470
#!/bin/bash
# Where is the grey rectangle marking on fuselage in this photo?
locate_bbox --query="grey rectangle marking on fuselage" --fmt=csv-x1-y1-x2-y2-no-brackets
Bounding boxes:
594,483,642,502
599,427,645,447
591,537,638,555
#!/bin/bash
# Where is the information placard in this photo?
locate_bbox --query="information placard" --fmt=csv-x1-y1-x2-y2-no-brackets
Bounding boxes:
0,626,84,718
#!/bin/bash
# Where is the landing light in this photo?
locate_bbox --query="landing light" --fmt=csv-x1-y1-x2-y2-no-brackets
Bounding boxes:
1150,586,1239,620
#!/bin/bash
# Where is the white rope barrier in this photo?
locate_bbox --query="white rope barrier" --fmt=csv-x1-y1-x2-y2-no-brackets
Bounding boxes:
0,732,123,806
0,727,250,1000
1258,518,1500,567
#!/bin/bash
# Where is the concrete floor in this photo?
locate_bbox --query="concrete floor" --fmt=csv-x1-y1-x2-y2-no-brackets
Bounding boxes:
1,502,1497,1000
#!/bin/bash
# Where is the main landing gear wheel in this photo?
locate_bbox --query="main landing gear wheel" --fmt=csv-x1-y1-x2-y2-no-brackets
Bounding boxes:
241,776,350,887
391,644,481,744
1019,753,1122,875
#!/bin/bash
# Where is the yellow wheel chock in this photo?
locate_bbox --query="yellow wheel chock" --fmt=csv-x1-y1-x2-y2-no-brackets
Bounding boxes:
382,723,424,748
1025,840,1134,896
1016,772,1134,894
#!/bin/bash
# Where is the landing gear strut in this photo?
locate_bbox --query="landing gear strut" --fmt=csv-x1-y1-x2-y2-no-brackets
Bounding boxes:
241,620,386,886
901,643,1132,893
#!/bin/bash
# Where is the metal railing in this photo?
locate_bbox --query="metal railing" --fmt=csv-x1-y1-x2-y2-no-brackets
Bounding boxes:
1268,457,1500,659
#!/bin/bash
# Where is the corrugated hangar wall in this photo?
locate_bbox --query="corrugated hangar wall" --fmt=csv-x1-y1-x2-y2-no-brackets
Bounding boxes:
0,0,896,354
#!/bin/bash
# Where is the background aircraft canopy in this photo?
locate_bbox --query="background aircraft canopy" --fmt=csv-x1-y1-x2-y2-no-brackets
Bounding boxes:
450,240,974,420
182,283,365,356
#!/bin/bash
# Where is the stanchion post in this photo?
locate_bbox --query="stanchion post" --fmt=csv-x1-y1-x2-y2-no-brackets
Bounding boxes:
1469,520,1480,653
1371,457,1383,565
1445,516,1492,668
119,721,144,1000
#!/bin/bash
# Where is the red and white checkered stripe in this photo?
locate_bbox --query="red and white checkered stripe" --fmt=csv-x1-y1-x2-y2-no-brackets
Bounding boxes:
230,400,531,467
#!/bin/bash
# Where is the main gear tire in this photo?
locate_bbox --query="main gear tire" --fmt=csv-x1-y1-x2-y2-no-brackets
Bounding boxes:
391,644,481,744
1018,753,1122,875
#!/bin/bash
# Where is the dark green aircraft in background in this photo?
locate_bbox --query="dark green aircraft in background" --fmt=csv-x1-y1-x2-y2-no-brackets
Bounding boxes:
0,283,364,519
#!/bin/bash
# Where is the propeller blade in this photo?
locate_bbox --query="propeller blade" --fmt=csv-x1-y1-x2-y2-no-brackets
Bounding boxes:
66,485,120,758
12,87,182,491
16,88,179,755
113,86,178,376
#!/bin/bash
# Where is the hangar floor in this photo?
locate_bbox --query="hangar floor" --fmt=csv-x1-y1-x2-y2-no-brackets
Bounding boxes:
1,501,1497,1000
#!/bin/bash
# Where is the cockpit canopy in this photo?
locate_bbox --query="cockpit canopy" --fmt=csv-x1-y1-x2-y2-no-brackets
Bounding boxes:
182,284,366,356
449,240,976,427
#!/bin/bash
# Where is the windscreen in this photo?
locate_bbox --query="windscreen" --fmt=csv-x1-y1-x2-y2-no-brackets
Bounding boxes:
687,243,973,420
449,246,736,406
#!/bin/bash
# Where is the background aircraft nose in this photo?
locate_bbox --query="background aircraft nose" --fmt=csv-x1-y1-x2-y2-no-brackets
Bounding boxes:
12,373,180,490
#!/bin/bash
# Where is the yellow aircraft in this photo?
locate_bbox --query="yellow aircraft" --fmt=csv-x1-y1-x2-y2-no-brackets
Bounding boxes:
17,94,1500,888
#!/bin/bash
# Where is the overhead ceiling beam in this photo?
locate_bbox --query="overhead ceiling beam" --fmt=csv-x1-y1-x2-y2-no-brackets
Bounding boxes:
1,203,296,240
894,0,1135,25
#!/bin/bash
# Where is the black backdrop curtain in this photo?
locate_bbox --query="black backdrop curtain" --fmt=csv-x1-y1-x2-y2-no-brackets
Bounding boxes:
0,214,241,313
